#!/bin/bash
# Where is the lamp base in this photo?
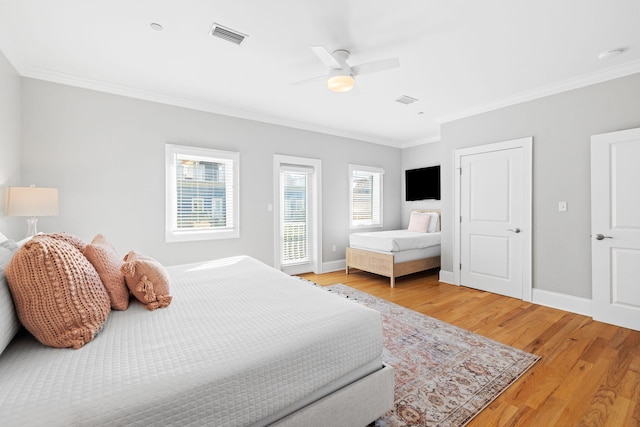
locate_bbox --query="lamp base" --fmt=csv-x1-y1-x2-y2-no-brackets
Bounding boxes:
26,217,38,238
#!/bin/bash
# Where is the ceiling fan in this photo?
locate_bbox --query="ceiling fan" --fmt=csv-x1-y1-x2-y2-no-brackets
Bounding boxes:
293,46,400,93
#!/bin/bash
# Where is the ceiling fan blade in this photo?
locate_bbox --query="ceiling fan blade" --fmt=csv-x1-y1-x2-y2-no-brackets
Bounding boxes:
310,46,341,69
352,57,400,76
290,74,326,86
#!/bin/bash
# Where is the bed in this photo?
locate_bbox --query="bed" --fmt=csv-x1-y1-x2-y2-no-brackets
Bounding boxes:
0,235,393,427
346,210,441,287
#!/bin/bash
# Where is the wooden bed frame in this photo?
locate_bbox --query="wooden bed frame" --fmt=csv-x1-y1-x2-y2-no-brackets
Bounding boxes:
346,247,440,288
346,210,441,288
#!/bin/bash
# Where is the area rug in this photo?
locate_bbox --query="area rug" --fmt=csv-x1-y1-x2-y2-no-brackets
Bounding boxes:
324,284,540,427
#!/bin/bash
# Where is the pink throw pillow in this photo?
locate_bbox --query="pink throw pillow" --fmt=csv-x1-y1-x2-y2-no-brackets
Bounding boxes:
121,251,172,311
407,211,431,233
84,234,130,310
6,234,111,349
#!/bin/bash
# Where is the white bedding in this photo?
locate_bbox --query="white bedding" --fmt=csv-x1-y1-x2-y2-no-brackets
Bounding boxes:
350,230,441,252
0,256,384,426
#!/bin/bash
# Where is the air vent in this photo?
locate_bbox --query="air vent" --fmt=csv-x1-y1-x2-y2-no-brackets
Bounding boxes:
395,95,419,105
209,23,248,45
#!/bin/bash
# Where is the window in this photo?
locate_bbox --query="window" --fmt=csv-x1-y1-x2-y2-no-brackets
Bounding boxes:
165,144,239,242
349,164,383,228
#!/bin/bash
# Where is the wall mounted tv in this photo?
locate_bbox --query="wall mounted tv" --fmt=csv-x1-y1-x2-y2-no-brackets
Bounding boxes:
405,165,441,201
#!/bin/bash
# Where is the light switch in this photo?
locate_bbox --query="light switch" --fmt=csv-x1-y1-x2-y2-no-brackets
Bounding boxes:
558,201,567,212
267,204,273,212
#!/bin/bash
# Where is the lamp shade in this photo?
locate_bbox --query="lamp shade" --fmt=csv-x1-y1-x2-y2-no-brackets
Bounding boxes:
4,186,59,217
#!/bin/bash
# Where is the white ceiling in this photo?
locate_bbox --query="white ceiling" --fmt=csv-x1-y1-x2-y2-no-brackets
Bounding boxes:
0,0,639,148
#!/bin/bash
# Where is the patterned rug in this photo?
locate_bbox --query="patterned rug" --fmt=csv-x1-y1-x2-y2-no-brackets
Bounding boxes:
324,284,540,427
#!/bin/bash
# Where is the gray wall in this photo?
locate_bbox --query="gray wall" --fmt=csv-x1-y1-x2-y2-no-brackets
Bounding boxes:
0,51,22,236
400,141,442,228
440,72,640,299
19,78,402,267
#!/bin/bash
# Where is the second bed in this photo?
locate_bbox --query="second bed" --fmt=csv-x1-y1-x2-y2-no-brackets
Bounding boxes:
346,210,441,287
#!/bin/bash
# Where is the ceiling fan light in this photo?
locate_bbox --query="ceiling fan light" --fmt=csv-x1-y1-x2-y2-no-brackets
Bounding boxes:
327,74,355,93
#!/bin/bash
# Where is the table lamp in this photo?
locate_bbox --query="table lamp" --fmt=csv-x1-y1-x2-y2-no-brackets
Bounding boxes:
4,185,59,238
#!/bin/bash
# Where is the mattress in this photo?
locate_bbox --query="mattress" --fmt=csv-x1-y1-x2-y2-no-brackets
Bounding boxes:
390,245,441,263
348,245,441,264
350,230,441,252
0,256,384,426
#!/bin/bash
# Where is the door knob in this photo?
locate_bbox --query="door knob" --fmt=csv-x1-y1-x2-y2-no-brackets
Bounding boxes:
594,233,612,240
507,228,521,233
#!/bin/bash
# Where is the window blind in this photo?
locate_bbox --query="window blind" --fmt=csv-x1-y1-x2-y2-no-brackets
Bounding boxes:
174,154,234,231
350,165,383,228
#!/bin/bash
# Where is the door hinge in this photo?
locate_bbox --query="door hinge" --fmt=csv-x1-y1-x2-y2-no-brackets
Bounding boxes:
459,263,462,270
460,216,462,223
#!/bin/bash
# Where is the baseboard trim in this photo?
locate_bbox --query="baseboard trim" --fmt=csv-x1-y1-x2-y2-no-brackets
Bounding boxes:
532,288,592,317
322,259,346,274
439,270,455,284
321,265,592,317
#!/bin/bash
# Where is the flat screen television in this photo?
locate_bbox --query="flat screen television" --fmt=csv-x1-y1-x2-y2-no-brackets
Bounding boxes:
405,165,441,201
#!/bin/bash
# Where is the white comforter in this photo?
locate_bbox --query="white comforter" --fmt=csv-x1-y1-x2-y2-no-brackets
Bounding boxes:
0,256,383,426
350,230,441,252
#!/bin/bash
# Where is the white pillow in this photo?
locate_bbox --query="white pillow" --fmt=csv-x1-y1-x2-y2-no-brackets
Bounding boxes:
0,232,8,244
16,237,32,248
408,211,431,233
0,239,20,355
428,212,440,233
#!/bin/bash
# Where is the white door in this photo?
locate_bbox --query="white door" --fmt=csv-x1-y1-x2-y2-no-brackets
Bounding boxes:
279,165,312,270
273,155,322,275
455,137,532,300
591,127,640,331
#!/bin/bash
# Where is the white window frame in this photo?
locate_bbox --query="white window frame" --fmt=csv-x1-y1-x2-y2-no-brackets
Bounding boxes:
165,144,239,242
349,164,384,229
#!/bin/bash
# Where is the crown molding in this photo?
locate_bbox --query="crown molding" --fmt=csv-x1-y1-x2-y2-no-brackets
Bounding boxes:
436,59,640,124
398,135,440,149
0,26,26,73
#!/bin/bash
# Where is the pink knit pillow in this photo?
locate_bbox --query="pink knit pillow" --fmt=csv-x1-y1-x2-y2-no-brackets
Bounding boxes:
121,251,172,311
84,234,130,311
47,231,87,252
407,211,431,233
5,234,111,349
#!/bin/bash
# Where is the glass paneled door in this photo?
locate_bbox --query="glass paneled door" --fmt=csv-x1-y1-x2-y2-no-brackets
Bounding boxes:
280,166,311,266
274,154,321,275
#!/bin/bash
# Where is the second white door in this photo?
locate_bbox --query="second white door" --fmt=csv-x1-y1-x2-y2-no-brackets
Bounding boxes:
591,127,640,331
457,138,531,300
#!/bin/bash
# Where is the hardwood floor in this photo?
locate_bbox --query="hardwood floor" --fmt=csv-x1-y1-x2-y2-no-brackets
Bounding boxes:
300,269,640,427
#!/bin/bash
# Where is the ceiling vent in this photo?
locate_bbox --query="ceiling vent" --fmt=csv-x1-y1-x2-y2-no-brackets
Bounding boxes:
395,95,419,105
209,23,247,45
